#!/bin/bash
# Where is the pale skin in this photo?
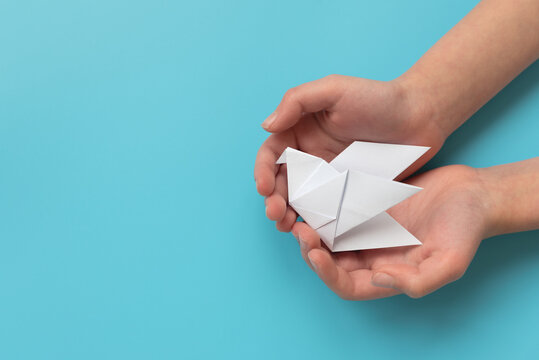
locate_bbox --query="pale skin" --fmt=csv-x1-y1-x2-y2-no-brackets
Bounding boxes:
254,0,539,299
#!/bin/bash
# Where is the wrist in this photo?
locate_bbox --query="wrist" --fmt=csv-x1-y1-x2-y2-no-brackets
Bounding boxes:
391,74,448,147
447,166,496,241
394,68,472,142
476,159,539,237
474,167,502,238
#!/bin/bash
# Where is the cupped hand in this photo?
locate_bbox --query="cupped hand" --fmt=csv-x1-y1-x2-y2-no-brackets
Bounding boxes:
292,165,491,300
255,75,445,232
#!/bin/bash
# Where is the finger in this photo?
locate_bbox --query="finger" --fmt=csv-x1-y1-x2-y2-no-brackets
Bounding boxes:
307,248,357,300
276,207,297,232
293,221,367,270
292,223,399,300
265,166,288,221
254,132,295,196
293,222,322,271
333,251,370,272
308,249,400,300
261,75,344,133
348,269,401,300
293,221,321,247
371,252,467,298
254,137,279,197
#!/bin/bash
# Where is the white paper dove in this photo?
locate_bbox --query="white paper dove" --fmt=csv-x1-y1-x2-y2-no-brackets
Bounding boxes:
276,141,430,252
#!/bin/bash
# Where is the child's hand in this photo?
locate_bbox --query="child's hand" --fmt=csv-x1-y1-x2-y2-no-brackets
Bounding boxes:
255,75,445,231
291,165,490,299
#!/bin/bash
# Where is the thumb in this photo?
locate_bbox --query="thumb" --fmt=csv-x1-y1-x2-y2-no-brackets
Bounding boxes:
371,254,467,298
262,75,345,133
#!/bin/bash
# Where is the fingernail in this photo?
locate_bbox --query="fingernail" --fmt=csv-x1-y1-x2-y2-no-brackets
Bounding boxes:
372,272,395,288
307,252,318,272
299,235,307,250
261,112,277,130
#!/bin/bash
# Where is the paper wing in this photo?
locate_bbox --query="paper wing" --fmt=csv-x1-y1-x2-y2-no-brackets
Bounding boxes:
335,170,421,237
332,212,421,252
330,141,429,180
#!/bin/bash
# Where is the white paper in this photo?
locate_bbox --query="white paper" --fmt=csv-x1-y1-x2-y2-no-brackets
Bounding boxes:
276,141,429,252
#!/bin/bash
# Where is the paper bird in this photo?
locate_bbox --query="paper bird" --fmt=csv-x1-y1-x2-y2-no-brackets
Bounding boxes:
276,141,430,252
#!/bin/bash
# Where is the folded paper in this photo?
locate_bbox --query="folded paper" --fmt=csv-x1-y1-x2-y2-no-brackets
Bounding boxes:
276,141,430,252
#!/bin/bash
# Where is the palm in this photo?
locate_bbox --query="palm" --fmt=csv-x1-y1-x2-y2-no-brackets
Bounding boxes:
301,165,488,299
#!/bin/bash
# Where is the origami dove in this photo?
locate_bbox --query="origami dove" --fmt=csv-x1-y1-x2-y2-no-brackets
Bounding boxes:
276,141,430,252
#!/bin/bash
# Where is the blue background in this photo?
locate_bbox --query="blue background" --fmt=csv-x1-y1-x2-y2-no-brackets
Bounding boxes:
1,0,538,358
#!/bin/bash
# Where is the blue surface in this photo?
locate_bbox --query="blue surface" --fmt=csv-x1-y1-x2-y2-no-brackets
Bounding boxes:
1,0,538,359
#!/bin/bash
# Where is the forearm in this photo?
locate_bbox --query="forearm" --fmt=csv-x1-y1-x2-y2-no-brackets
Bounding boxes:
480,157,539,237
398,0,539,138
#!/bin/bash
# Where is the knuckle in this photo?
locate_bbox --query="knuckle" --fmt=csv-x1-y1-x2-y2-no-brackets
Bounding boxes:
446,255,468,281
282,88,298,102
322,74,346,93
337,291,355,301
407,290,427,299
275,221,289,232
449,266,466,282
324,74,341,81
323,74,345,87
406,282,428,299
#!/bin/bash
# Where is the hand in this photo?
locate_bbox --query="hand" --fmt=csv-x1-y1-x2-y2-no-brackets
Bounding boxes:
292,165,491,299
255,75,445,232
